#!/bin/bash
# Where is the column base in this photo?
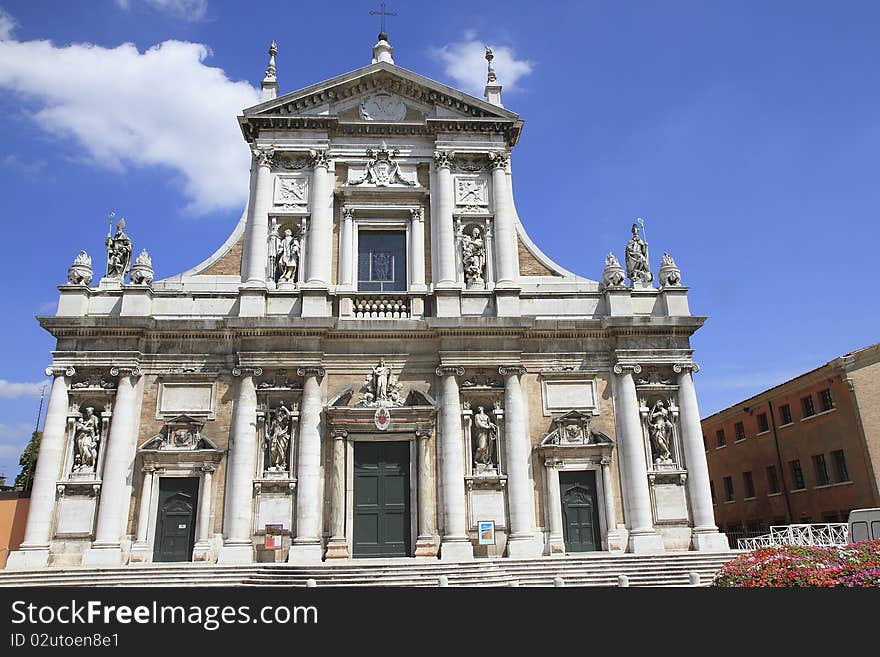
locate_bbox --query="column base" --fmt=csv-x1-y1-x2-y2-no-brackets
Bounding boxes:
238,287,266,317
691,530,730,551
626,530,665,554
439,538,473,561
217,542,254,564
434,288,461,317
300,287,331,317
288,541,324,564
192,542,215,562
4,546,51,570
324,539,351,559
129,542,152,564
414,535,440,558
82,543,127,567
506,534,542,558
606,529,626,552
546,536,566,555
494,287,521,317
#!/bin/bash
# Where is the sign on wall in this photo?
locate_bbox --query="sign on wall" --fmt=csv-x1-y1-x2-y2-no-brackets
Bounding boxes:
265,524,283,550
478,521,495,545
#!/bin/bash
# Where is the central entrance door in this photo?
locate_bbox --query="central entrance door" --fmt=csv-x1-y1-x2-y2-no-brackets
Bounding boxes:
353,441,411,557
153,477,199,563
559,470,601,552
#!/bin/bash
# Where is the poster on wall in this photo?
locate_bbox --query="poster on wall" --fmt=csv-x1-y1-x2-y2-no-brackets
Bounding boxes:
478,520,495,545
265,524,283,550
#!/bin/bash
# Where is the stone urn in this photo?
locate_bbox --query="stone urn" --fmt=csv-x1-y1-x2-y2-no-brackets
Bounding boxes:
67,250,93,286
601,252,625,288
658,253,682,287
129,249,154,285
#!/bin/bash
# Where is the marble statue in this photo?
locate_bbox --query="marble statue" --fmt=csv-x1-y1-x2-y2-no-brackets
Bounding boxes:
460,226,486,288
602,252,625,287
267,402,293,471
357,358,404,407
648,399,674,464
658,252,682,287
129,249,154,285
67,250,93,286
625,223,652,285
274,228,300,284
72,407,100,474
352,143,415,187
473,406,498,472
267,219,280,279
105,219,133,280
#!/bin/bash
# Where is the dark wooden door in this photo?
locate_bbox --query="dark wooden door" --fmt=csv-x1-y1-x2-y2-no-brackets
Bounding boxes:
560,471,601,552
353,441,411,557
153,477,199,563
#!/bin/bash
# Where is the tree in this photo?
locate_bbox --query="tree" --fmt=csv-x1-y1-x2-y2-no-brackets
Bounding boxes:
14,430,41,493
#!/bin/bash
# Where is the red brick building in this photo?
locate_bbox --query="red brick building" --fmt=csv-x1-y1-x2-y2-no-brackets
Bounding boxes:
701,343,880,543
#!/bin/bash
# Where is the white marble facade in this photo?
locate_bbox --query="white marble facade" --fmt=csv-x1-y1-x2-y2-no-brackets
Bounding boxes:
5,35,727,570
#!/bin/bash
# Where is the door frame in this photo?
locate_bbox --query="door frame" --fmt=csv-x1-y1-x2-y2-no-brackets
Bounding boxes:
345,433,418,558
548,461,611,552
559,470,602,553
152,477,200,562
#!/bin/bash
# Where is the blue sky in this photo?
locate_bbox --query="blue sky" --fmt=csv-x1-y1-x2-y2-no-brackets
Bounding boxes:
0,1,877,479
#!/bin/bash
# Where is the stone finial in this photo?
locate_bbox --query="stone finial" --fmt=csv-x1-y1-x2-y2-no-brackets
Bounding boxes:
129,249,154,285
67,250,93,286
602,252,625,288
261,40,279,101
485,46,497,83
484,45,503,107
658,252,682,287
372,32,394,65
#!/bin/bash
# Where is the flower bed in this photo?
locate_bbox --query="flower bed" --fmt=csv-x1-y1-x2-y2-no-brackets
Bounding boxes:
712,539,880,587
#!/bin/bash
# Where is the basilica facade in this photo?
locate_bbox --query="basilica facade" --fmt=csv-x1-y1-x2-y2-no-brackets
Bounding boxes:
6,34,727,569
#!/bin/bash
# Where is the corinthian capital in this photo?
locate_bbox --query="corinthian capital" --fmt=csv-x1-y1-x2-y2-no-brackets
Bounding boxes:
498,365,527,376
612,363,642,376
45,366,76,378
251,146,275,168
672,362,700,375
297,366,326,378
342,206,355,221
487,150,510,170
232,366,264,377
435,365,465,377
410,207,424,222
433,150,455,170
309,149,331,169
110,366,142,378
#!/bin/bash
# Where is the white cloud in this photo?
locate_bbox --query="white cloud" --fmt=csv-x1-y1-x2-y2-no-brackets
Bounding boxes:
0,8,16,40
0,380,49,399
0,33,260,215
1,153,46,175
428,32,534,98
116,0,208,22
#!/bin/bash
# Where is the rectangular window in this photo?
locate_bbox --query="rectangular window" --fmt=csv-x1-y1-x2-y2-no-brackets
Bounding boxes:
716,429,726,447
801,395,815,418
819,388,834,412
357,230,407,292
734,421,746,441
813,454,830,486
724,476,734,502
710,480,716,504
831,449,849,482
790,459,805,490
766,465,780,494
743,471,755,498
779,404,792,425
757,412,769,433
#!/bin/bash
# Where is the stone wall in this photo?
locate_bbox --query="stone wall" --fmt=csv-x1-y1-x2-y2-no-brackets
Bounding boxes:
199,237,243,277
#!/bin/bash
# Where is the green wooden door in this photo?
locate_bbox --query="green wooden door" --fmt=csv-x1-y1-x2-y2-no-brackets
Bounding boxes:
153,477,199,563
353,441,411,558
560,471,601,552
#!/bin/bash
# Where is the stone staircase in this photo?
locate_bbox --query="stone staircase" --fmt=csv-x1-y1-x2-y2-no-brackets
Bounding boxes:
0,552,738,588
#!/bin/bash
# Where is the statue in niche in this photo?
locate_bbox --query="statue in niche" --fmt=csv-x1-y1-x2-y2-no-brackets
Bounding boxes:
460,226,486,288
274,228,300,284
105,218,133,280
357,358,404,407
625,223,652,285
648,399,674,465
72,407,100,474
472,406,499,473
266,402,293,471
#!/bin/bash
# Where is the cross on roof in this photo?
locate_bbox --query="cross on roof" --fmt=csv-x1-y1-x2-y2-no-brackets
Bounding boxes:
370,2,397,35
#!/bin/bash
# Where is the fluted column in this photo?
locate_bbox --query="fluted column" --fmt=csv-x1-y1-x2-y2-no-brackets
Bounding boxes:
339,206,355,289
414,427,439,557
325,429,350,559
83,366,143,566
306,150,332,286
409,207,426,292
433,151,457,286
675,363,730,551
611,363,664,553
436,365,473,561
218,366,261,563
499,365,539,557
244,147,274,285
6,366,75,569
544,460,565,555
289,366,325,563
488,151,518,286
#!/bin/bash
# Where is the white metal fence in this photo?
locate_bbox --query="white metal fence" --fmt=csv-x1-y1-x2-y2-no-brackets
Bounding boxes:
736,523,849,550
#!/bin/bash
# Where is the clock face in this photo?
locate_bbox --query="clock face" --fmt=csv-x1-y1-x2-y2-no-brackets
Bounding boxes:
359,91,406,121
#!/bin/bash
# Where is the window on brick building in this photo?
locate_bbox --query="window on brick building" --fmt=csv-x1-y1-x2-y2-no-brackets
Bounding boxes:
743,471,755,498
734,421,746,441
790,459,805,490
757,412,769,433
766,465,780,494
724,476,734,502
819,388,834,412
813,453,830,486
801,395,815,418
822,512,839,523
779,404,792,425
716,429,726,448
831,449,849,482
710,480,716,504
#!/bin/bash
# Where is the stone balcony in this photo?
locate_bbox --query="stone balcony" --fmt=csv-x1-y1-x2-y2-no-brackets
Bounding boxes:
338,292,425,320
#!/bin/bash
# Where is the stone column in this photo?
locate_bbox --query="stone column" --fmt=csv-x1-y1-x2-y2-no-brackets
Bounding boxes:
325,429,350,559
488,151,518,286
435,366,473,561
193,465,215,561
409,207,426,292
600,455,624,551
218,366,261,564
306,150,332,286
6,366,75,570
499,365,540,557
544,460,565,555
414,427,439,557
289,366,325,563
611,363,664,553
83,367,143,566
134,466,155,545
339,206,354,289
675,363,730,551
244,147,274,286
433,151,456,286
